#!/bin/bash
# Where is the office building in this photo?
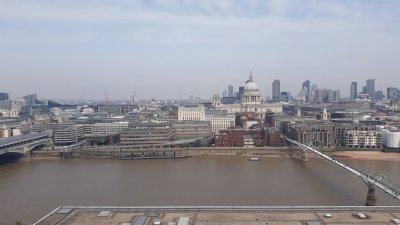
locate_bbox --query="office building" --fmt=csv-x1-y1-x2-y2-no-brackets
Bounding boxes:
22,94,37,107
31,123,84,146
91,122,129,135
178,105,206,121
120,122,212,146
280,92,290,102
0,93,9,101
53,125,85,146
350,82,357,100
172,121,212,140
314,88,340,102
205,110,235,133
120,124,174,146
366,79,375,100
0,100,12,110
387,87,400,101
302,80,311,103
238,86,244,96
228,85,234,97
374,90,384,101
272,79,281,101
95,104,134,115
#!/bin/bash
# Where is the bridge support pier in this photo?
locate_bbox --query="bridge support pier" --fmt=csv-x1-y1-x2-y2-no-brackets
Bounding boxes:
364,181,377,206
300,150,308,162
365,187,377,206
297,146,308,162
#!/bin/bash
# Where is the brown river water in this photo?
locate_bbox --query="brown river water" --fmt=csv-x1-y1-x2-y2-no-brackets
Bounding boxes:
0,156,400,224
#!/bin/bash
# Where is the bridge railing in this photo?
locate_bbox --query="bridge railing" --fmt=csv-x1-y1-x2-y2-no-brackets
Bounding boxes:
0,139,50,154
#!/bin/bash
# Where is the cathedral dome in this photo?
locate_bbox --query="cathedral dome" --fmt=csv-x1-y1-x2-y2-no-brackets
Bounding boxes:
244,80,259,92
243,74,261,96
241,73,262,104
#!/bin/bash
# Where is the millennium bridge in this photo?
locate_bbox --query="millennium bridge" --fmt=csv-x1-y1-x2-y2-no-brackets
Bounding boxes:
285,137,400,206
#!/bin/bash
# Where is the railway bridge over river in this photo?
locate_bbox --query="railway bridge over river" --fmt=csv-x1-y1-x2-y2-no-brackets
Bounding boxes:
0,133,50,159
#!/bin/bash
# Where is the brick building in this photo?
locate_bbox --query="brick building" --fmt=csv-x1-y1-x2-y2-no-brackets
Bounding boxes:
214,128,283,147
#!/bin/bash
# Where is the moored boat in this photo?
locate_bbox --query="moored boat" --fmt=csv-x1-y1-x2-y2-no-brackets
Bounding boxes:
249,157,260,161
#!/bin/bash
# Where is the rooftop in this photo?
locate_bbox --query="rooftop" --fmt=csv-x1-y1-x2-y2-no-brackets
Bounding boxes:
34,206,400,225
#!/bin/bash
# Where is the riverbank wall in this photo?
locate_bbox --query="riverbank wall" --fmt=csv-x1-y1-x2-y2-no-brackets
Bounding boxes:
30,146,301,159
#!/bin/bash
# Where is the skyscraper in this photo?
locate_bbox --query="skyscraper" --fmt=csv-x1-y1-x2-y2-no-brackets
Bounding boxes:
272,79,280,101
223,90,227,98
366,79,375,99
280,91,290,102
302,80,311,103
387,87,400,100
0,92,9,101
350,82,357,100
228,85,234,97
238,86,244,97
374,90,384,100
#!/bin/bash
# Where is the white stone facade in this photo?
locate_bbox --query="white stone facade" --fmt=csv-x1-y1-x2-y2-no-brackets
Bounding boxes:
178,105,206,121
206,115,235,133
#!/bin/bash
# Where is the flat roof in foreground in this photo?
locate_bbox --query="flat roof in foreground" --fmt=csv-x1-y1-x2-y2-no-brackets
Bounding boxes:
34,206,400,225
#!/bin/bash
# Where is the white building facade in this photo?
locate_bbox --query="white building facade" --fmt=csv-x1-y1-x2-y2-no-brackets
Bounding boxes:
178,105,206,121
205,115,235,133
344,130,382,148
381,127,400,149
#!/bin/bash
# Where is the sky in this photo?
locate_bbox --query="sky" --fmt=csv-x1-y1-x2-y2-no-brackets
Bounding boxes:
0,0,400,100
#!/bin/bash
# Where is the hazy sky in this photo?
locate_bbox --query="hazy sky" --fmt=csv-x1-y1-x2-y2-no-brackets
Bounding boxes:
1,0,400,100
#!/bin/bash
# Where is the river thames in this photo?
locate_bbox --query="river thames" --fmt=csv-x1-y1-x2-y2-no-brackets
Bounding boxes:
1,156,400,224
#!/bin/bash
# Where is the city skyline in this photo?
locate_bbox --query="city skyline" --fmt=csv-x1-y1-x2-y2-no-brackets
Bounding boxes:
0,75,395,102
1,0,400,99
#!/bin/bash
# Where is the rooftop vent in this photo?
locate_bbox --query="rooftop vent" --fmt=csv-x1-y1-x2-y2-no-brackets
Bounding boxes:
56,208,72,214
97,211,112,217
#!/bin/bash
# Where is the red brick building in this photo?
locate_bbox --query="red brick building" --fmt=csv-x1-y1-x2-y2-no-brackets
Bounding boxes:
214,128,283,147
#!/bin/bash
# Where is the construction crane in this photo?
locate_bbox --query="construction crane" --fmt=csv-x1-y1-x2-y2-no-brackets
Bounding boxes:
79,90,86,104
104,89,109,105
131,86,136,105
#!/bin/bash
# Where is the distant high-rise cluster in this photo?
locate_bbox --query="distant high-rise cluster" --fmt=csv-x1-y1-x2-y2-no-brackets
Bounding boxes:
349,78,391,101
0,93,37,116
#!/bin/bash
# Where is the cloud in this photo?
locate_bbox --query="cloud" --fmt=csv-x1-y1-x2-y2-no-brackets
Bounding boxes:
0,0,399,99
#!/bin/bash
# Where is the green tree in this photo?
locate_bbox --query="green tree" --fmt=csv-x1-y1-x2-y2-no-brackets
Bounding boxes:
16,221,27,225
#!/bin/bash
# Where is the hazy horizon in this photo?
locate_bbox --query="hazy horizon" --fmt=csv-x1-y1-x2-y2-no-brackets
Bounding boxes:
1,0,400,100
